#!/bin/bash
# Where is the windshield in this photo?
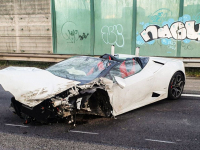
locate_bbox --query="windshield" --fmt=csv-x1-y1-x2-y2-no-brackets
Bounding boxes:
46,56,112,82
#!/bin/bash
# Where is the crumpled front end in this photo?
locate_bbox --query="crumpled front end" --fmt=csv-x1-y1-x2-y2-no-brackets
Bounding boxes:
1,67,115,123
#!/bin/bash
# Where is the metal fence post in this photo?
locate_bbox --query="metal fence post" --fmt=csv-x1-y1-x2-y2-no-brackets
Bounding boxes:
177,0,184,57
90,0,95,56
51,0,57,54
131,0,137,55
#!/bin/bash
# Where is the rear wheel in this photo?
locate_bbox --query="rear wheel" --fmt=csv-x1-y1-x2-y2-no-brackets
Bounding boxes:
168,72,185,100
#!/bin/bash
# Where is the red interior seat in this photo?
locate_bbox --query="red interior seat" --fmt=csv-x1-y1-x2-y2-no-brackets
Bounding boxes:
87,61,105,76
119,59,135,78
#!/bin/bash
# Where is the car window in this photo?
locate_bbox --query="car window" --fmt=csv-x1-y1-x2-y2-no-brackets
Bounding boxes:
46,56,112,81
106,59,142,80
139,57,149,68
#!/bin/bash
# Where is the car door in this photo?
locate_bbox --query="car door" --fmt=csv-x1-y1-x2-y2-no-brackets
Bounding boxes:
107,59,156,116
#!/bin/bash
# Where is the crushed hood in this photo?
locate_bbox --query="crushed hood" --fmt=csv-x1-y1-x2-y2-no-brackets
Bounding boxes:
0,67,80,107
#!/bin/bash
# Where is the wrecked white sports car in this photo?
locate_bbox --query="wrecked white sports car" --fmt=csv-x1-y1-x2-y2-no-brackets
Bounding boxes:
0,54,185,124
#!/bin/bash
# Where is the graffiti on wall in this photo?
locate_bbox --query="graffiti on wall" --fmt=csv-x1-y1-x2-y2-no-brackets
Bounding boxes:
101,24,124,47
148,8,172,24
137,10,198,51
61,21,89,43
141,20,200,42
79,33,89,40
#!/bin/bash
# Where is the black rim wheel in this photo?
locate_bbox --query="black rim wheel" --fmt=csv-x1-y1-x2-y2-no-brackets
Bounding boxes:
169,72,185,99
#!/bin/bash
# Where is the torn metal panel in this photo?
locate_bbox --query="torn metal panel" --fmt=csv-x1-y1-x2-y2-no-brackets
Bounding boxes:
0,67,80,107
78,77,113,90
52,86,80,107
51,77,114,109
77,77,115,115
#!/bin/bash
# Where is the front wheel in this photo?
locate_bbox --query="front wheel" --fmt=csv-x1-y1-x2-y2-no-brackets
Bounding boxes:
168,72,185,100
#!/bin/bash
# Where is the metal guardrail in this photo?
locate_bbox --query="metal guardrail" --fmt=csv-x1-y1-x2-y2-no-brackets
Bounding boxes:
0,53,200,67
0,53,73,62
171,58,200,67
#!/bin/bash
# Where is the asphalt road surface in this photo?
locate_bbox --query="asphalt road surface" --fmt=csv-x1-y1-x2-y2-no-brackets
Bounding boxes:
0,78,200,150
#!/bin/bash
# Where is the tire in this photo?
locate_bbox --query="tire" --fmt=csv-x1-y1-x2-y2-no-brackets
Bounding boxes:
168,72,185,100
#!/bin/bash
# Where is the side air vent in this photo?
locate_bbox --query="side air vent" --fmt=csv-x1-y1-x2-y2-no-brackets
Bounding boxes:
153,61,164,65
152,92,160,97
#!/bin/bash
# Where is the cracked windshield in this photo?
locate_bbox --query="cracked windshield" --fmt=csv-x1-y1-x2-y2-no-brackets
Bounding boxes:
46,56,112,81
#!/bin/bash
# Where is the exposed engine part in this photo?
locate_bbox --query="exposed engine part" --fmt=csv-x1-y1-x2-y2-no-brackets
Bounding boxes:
51,86,79,107
80,88,96,94
76,98,82,110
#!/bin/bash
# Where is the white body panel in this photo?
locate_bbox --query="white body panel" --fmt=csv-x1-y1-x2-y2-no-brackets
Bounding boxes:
109,57,185,116
0,67,80,107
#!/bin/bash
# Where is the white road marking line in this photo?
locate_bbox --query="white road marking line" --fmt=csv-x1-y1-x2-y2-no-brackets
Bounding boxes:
145,139,175,144
182,94,200,97
69,130,99,135
5,124,29,128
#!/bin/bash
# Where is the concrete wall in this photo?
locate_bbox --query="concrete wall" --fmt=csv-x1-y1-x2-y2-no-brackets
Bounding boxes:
0,0,52,54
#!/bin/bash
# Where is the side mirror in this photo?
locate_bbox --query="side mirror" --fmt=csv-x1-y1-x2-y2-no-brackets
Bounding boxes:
114,76,126,89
